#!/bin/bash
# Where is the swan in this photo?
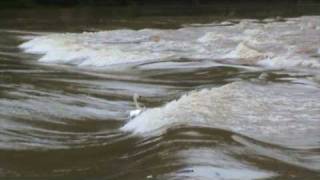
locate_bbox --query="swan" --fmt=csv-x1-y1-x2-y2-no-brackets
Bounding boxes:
129,93,144,119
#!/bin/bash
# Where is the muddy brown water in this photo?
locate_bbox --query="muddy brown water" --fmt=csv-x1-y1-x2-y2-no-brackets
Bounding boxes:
0,5,320,180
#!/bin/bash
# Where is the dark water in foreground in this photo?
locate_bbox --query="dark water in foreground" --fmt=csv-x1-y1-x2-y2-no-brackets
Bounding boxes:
0,6,320,180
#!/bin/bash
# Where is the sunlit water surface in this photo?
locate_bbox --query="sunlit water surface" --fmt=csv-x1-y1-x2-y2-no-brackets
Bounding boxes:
0,6,320,180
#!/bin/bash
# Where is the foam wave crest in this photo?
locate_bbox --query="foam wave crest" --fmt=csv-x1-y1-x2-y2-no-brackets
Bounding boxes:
20,16,320,69
122,81,320,147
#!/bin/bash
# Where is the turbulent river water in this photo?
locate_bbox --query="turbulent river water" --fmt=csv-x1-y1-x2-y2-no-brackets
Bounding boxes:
0,7,320,180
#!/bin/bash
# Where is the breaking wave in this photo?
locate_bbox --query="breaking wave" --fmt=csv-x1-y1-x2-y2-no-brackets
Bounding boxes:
20,16,320,70
122,81,320,149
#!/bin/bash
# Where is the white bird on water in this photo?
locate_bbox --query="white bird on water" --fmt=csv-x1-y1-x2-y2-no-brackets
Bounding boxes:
129,93,144,119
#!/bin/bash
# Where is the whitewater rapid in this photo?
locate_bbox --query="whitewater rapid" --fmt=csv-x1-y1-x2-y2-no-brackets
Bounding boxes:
18,15,320,146
122,81,320,148
20,16,320,70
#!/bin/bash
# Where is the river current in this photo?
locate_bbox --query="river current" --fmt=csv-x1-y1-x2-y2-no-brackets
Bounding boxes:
0,7,319,180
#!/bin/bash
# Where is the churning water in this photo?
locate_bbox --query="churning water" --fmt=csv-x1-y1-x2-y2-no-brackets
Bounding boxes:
0,7,320,180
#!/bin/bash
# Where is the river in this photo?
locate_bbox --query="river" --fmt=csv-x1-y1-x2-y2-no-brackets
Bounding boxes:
0,5,320,180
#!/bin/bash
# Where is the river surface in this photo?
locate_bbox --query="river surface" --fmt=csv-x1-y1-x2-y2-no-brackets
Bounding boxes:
0,6,320,180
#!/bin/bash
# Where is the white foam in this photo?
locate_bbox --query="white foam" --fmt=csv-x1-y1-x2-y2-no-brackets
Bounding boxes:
197,32,225,43
121,81,320,146
20,16,320,70
225,42,265,59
